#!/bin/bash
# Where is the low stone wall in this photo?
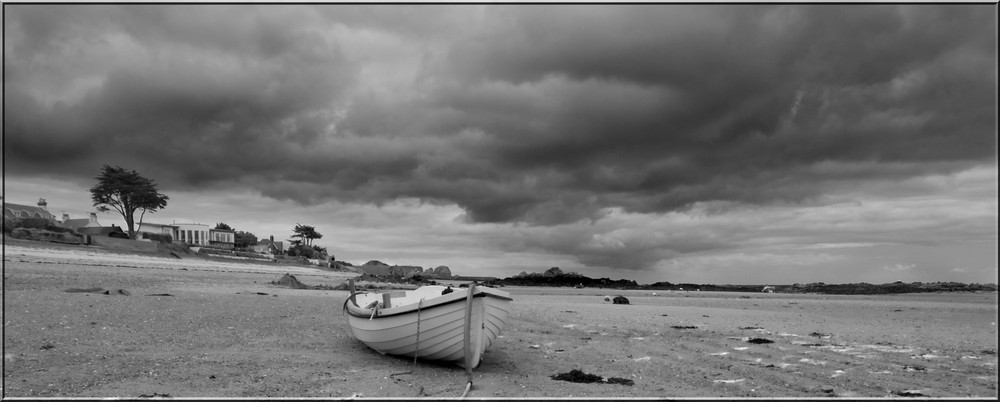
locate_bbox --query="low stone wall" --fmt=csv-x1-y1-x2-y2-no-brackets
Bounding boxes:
88,236,158,252
8,228,84,245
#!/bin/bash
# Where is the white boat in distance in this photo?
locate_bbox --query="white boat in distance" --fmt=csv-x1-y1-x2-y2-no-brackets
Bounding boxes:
343,283,513,369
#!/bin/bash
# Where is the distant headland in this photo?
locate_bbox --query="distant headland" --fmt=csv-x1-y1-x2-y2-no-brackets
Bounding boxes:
480,267,997,295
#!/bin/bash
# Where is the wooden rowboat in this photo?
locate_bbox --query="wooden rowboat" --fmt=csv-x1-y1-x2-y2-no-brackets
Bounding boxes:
343,283,512,369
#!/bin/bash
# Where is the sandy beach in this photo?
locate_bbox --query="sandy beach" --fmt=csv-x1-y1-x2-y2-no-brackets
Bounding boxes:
3,240,997,399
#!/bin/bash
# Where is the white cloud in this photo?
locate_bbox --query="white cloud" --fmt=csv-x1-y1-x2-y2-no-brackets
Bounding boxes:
883,263,916,272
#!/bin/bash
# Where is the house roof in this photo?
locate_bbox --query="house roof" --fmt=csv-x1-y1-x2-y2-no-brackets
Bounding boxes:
139,222,179,229
4,203,54,219
61,218,93,231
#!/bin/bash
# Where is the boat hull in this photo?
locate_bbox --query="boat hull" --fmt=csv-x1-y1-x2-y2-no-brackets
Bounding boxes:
344,285,511,368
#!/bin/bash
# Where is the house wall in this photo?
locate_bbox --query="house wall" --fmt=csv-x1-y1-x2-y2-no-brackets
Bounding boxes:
135,224,175,237
174,223,210,246
208,229,235,249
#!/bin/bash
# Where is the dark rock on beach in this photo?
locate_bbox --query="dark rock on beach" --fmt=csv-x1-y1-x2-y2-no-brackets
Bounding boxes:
272,273,308,289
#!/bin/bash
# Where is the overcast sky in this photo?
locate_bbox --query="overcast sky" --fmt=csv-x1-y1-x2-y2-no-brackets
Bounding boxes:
4,4,997,285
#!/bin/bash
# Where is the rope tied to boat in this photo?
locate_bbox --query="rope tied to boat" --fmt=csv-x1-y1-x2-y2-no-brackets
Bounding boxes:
413,298,422,368
461,284,476,397
341,291,368,313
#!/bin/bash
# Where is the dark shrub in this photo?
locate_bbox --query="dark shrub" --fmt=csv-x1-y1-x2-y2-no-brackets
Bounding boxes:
44,224,76,234
3,216,17,233
142,232,173,243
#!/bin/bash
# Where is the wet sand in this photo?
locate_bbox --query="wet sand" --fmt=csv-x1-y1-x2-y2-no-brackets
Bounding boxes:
2,241,997,398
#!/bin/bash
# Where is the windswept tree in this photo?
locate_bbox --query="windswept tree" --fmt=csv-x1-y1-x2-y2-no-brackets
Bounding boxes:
291,223,322,247
214,222,233,231
89,165,169,240
287,224,325,258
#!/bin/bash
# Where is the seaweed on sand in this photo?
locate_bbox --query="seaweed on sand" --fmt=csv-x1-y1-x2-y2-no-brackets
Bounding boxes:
551,369,634,386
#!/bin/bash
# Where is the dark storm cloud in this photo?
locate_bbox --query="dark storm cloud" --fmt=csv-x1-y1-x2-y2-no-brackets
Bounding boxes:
426,5,996,222
5,5,357,187
5,4,996,227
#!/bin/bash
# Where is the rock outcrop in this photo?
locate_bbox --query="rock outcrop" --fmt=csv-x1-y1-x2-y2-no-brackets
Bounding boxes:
388,265,424,278
428,265,452,278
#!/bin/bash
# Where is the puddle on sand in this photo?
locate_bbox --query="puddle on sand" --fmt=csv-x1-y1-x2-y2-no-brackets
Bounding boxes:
912,353,949,360
860,344,916,353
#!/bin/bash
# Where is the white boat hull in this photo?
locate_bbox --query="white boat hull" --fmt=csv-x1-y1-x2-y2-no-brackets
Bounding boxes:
344,285,512,368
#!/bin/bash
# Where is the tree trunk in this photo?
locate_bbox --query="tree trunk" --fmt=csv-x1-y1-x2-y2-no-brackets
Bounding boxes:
125,213,136,240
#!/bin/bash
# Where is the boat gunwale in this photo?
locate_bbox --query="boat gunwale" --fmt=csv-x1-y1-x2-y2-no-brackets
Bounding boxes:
344,288,512,319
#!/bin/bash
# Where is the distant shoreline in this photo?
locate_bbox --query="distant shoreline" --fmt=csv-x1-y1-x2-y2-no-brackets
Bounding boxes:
3,236,996,295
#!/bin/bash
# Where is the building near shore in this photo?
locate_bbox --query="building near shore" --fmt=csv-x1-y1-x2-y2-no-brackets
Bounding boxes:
135,221,234,249
250,235,284,254
135,222,179,240
4,198,57,222
60,212,102,231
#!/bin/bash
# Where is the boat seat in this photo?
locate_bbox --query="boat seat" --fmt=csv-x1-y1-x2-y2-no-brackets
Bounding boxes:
382,291,408,308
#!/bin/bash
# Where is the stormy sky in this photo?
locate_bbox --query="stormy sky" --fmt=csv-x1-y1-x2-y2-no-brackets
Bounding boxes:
4,4,996,284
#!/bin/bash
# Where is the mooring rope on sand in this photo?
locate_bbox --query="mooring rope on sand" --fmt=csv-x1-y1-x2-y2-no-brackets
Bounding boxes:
460,284,476,398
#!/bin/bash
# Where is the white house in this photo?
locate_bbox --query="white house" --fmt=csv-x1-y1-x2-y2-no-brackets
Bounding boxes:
172,222,211,246
208,227,235,249
135,221,235,249
135,222,179,240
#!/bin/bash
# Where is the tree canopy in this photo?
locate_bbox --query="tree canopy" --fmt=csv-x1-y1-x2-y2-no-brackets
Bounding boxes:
234,231,258,249
291,223,322,247
90,165,169,240
287,224,326,259
214,222,233,230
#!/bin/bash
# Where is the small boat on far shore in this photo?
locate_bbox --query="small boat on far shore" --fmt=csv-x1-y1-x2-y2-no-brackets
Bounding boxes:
343,282,512,369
